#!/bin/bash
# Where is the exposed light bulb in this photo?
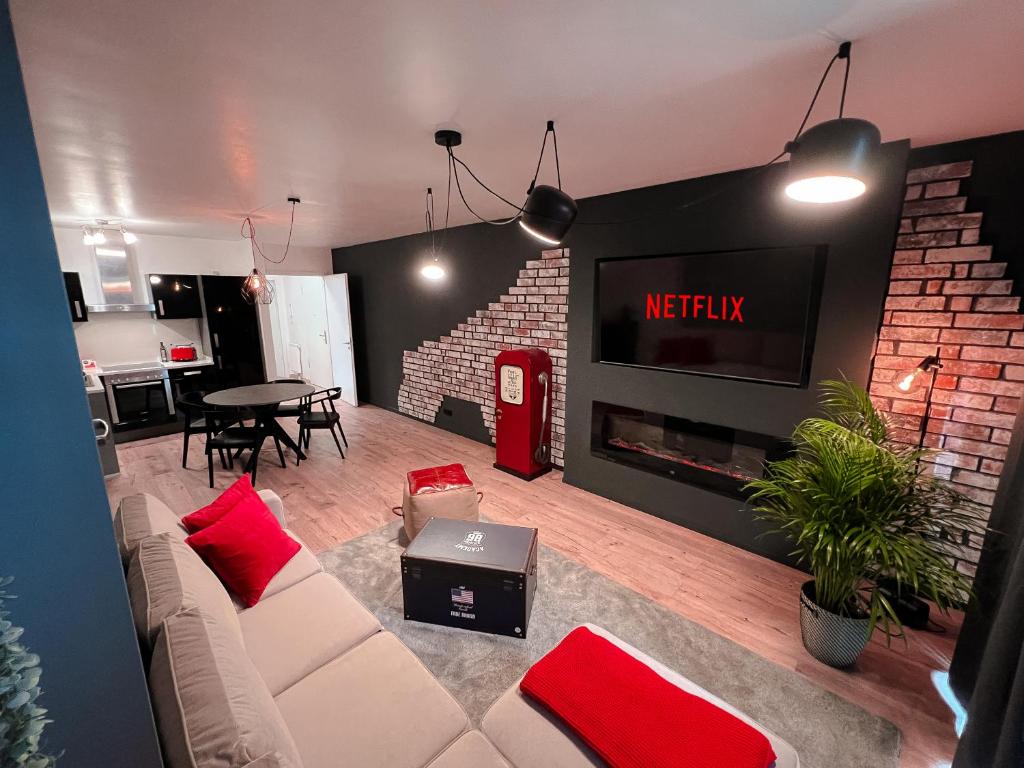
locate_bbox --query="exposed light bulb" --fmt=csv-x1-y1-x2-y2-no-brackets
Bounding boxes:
420,263,445,280
121,226,138,244
82,227,95,245
785,175,866,204
149,275,162,285
92,229,107,245
895,371,919,392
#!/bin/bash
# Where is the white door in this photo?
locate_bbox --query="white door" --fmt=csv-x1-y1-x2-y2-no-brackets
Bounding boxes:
283,276,334,389
324,274,359,406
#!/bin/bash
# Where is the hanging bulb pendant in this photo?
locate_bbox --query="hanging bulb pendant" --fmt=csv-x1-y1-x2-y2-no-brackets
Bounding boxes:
242,268,274,304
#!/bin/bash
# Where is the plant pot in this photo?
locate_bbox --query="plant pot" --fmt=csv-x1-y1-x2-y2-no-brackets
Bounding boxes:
799,580,871,668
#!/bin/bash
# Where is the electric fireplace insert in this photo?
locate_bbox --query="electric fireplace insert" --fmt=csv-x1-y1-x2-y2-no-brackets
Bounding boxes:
591,401,791,499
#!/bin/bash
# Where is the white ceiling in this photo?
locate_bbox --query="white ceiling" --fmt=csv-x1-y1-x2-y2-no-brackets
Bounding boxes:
10,0,1024,249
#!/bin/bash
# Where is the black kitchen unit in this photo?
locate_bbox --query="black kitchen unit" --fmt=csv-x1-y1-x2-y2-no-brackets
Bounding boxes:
202,275,265,388
168,365,210,402
102,363,177,441
62,271,88,322
150,273,202,319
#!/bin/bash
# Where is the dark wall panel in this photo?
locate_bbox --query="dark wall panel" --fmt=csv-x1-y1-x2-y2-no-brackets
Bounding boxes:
563,143,909,561
334,142,909,562
0,3,163,765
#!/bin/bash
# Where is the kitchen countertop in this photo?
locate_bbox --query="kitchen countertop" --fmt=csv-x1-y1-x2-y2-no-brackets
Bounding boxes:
84,357,215,377
162,357,215,370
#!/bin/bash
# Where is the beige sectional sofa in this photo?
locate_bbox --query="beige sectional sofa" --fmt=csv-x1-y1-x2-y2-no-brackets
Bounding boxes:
114,490,798,768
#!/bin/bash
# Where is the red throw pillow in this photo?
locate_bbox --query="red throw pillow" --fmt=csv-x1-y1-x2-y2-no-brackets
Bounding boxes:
185,494,300,607
182,475,259,533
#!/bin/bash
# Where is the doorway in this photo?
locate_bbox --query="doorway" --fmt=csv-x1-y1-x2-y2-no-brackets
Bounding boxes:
260,274,359,406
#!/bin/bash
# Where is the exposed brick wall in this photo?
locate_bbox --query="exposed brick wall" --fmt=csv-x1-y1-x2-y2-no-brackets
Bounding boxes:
397,248,569,466
870,161,1023,575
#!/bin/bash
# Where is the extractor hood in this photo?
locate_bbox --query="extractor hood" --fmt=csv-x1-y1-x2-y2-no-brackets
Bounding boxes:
85,242,155,313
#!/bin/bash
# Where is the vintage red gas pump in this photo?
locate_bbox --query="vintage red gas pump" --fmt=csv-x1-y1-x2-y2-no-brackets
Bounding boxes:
494,348,553,480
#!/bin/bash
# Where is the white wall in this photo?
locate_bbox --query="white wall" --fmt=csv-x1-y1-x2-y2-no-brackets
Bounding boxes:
54,227,332,365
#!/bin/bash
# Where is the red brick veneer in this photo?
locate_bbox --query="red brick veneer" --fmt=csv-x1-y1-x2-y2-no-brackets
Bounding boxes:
870,161,1022,574
397,248,569,466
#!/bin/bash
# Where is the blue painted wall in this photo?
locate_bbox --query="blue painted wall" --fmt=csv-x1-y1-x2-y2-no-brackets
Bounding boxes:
0,2,163,765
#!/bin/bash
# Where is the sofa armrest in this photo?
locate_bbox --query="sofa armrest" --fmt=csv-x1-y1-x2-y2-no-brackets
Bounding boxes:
257,489,287,527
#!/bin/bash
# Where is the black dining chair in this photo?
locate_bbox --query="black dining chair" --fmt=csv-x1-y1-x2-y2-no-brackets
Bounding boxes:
203,408,286,487
176,391,213,469
296,387,347,462
271,378,311,420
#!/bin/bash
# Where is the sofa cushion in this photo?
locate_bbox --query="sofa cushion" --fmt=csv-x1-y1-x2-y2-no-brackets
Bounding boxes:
127,533,242,650
232,531,321,610
427,731,511,768
149,607,303,768
183,474,260,533
481,684,603,768
113,493,187,567
239,572,381,695
186,494,301,607
481,624,800,768
275,632,469,768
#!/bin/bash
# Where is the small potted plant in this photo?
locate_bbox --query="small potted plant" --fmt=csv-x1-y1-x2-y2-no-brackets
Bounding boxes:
746,379,984,668
1,577,59,767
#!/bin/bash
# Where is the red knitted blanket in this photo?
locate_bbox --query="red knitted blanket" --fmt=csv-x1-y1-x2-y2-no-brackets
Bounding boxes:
520,627,777,768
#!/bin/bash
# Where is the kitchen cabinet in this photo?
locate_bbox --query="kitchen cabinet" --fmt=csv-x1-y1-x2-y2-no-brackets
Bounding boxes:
168,365,211,403
88,391,119,476
63,271,88,322
149,273,203,319
202,275,265,388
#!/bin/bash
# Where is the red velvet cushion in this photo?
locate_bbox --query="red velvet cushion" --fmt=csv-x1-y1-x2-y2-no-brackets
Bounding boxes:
520,627,777,768
408,463,473,495
185,494,300,607
182,475,259,533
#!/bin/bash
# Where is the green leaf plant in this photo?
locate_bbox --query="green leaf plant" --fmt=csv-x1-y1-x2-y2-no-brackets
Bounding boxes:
0,577,58,768
745,379,987,643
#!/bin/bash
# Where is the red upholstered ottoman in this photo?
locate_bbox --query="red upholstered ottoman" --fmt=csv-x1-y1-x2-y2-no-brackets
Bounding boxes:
400,463,480,542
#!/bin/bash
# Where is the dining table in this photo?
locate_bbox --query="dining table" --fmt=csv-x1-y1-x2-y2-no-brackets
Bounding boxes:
204,382,315,478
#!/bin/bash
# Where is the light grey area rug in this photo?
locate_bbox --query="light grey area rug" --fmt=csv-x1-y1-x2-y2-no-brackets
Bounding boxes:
319,521,900,768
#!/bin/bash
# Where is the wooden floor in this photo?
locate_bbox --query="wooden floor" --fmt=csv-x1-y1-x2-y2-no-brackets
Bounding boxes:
107,402,961,768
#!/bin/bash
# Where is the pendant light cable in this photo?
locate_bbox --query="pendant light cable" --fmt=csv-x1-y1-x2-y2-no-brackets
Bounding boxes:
578,41,853,228
444,121,561,227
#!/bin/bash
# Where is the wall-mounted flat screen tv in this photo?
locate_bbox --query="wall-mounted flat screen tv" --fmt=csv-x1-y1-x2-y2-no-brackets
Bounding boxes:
596,246,826,387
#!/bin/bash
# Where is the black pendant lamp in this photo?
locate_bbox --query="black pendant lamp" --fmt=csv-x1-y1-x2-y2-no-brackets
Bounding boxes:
435,121,577,246
519,121,577,245
784,42,880,203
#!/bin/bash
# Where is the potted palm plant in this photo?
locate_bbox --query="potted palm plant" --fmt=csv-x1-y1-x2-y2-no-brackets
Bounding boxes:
746,379,984,668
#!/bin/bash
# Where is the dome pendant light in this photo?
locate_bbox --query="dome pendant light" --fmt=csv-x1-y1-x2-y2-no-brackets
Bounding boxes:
519,121,576,245
433,120,576,246
784,42,880,204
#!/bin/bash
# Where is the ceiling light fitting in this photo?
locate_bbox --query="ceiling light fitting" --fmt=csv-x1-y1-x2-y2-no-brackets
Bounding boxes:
420,186,446,280
783,41,880,203
240,197,301,305
432,120,577,246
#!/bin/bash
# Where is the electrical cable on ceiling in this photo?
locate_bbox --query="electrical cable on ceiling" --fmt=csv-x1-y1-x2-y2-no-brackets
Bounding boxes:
442,121,561,229
577,42,856,228
241,198,298,265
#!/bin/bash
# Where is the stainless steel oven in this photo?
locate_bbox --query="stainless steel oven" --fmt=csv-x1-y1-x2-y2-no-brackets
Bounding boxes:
102,364,176,432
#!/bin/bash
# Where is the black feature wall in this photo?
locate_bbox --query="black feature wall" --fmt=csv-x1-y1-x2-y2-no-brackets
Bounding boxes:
0,3,164,766
334,222,542,420
334,141,909,563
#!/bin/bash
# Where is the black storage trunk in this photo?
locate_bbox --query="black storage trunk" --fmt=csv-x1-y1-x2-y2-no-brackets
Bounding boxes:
401,518,538,639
